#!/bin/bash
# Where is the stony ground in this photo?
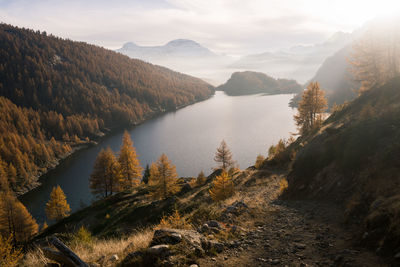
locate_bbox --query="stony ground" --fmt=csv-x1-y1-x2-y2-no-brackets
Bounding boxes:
198,170,386,267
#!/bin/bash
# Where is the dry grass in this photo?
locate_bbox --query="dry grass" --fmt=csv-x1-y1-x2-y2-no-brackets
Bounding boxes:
19,248,49,267
20,228,154,266
74,228,153,264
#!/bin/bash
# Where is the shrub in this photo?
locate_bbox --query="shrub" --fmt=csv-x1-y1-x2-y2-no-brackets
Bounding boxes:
279,178,288,193
158,209,192,230
254,154,265,169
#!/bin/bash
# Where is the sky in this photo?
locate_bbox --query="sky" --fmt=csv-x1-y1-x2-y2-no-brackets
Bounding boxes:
1,0,400,56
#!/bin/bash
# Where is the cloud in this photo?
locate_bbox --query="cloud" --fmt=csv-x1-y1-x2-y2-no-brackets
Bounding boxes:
1,0,396,55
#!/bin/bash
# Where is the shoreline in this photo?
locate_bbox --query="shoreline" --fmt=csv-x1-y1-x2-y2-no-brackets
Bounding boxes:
17,93,215,198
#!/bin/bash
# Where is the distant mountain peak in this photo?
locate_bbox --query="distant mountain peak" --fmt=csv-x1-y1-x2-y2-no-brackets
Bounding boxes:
121,42,138,49
165,39,201,47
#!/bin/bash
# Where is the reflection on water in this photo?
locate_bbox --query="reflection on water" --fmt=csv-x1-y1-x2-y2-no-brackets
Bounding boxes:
21,91,296,223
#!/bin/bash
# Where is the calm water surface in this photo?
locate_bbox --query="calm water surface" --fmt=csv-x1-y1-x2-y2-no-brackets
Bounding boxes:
21,91,296,223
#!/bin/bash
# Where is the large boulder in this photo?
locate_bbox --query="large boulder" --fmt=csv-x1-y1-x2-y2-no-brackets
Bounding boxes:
151,228,203,250
147,245,170,257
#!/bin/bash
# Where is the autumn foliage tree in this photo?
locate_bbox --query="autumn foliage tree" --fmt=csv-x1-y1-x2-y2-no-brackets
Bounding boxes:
214,140,234,170
350,20,400,93
45,185,71,221
294,82,327,135
209,171,234,201
254,154,265,169
196,171,207,186
0,23,213,195
0,234,22,267
118,131,143,189
149,154,179,199
90,148,122,198
0,192,38,243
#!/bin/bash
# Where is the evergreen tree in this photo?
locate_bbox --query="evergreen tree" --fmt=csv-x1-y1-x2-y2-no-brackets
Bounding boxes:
0,192,38,243
7,164,17,190
142,164,150,184
209,171,234,201
196,171,206,186
254,154,265,169
118,131,142,189
149,154,179,199
0,159,10,192
214,140,234,170
294,82,327,135
350,23,400,93
90,147,122,198
0,234,22,267
45,185,71,221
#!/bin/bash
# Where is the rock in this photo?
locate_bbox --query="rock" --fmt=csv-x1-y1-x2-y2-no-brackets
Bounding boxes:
295,243,307,250
270,259,280,265
211,257,217,261
257,258,267,262
199,224,210,233
395,252,400,259
206,220,221,229
124,251,144,261
189,265,199,267
147,245,170,257
221,201,248,220
209,227,220,234
109,254,119,262
212,241,225,253
151,229,182,246
362,232,369,239
206,240,224,253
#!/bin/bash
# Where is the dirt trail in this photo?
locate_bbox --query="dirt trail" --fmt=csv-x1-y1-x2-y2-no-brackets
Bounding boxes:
198,170,385,267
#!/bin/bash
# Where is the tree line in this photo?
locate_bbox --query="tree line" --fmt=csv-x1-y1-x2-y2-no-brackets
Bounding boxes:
88,132,236,201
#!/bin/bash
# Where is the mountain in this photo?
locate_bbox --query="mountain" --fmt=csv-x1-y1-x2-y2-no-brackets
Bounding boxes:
290,45,358,108
217,71,303,96
117,39,217,60
117,39,233,86
231,32,354,84
0,24,214,195
285,77,400,259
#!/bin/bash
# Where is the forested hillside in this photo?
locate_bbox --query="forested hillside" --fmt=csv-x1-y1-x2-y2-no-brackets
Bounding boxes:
0,24,214,194
217,71,302,96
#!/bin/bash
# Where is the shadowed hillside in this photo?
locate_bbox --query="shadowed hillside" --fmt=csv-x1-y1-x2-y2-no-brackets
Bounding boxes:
285,77,400,260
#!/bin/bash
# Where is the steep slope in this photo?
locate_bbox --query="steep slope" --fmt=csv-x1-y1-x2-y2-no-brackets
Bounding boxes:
286,77,400,258
217,71,302,96
0,24,214,194
290,46,358,108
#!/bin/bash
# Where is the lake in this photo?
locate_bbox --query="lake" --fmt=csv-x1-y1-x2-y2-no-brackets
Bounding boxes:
20,91,297,224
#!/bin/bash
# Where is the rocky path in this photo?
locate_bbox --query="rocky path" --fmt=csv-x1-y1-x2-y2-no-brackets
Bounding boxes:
198,171,386,267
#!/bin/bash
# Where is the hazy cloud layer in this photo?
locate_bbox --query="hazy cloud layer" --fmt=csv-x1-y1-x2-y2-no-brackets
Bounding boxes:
1,0,399,55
